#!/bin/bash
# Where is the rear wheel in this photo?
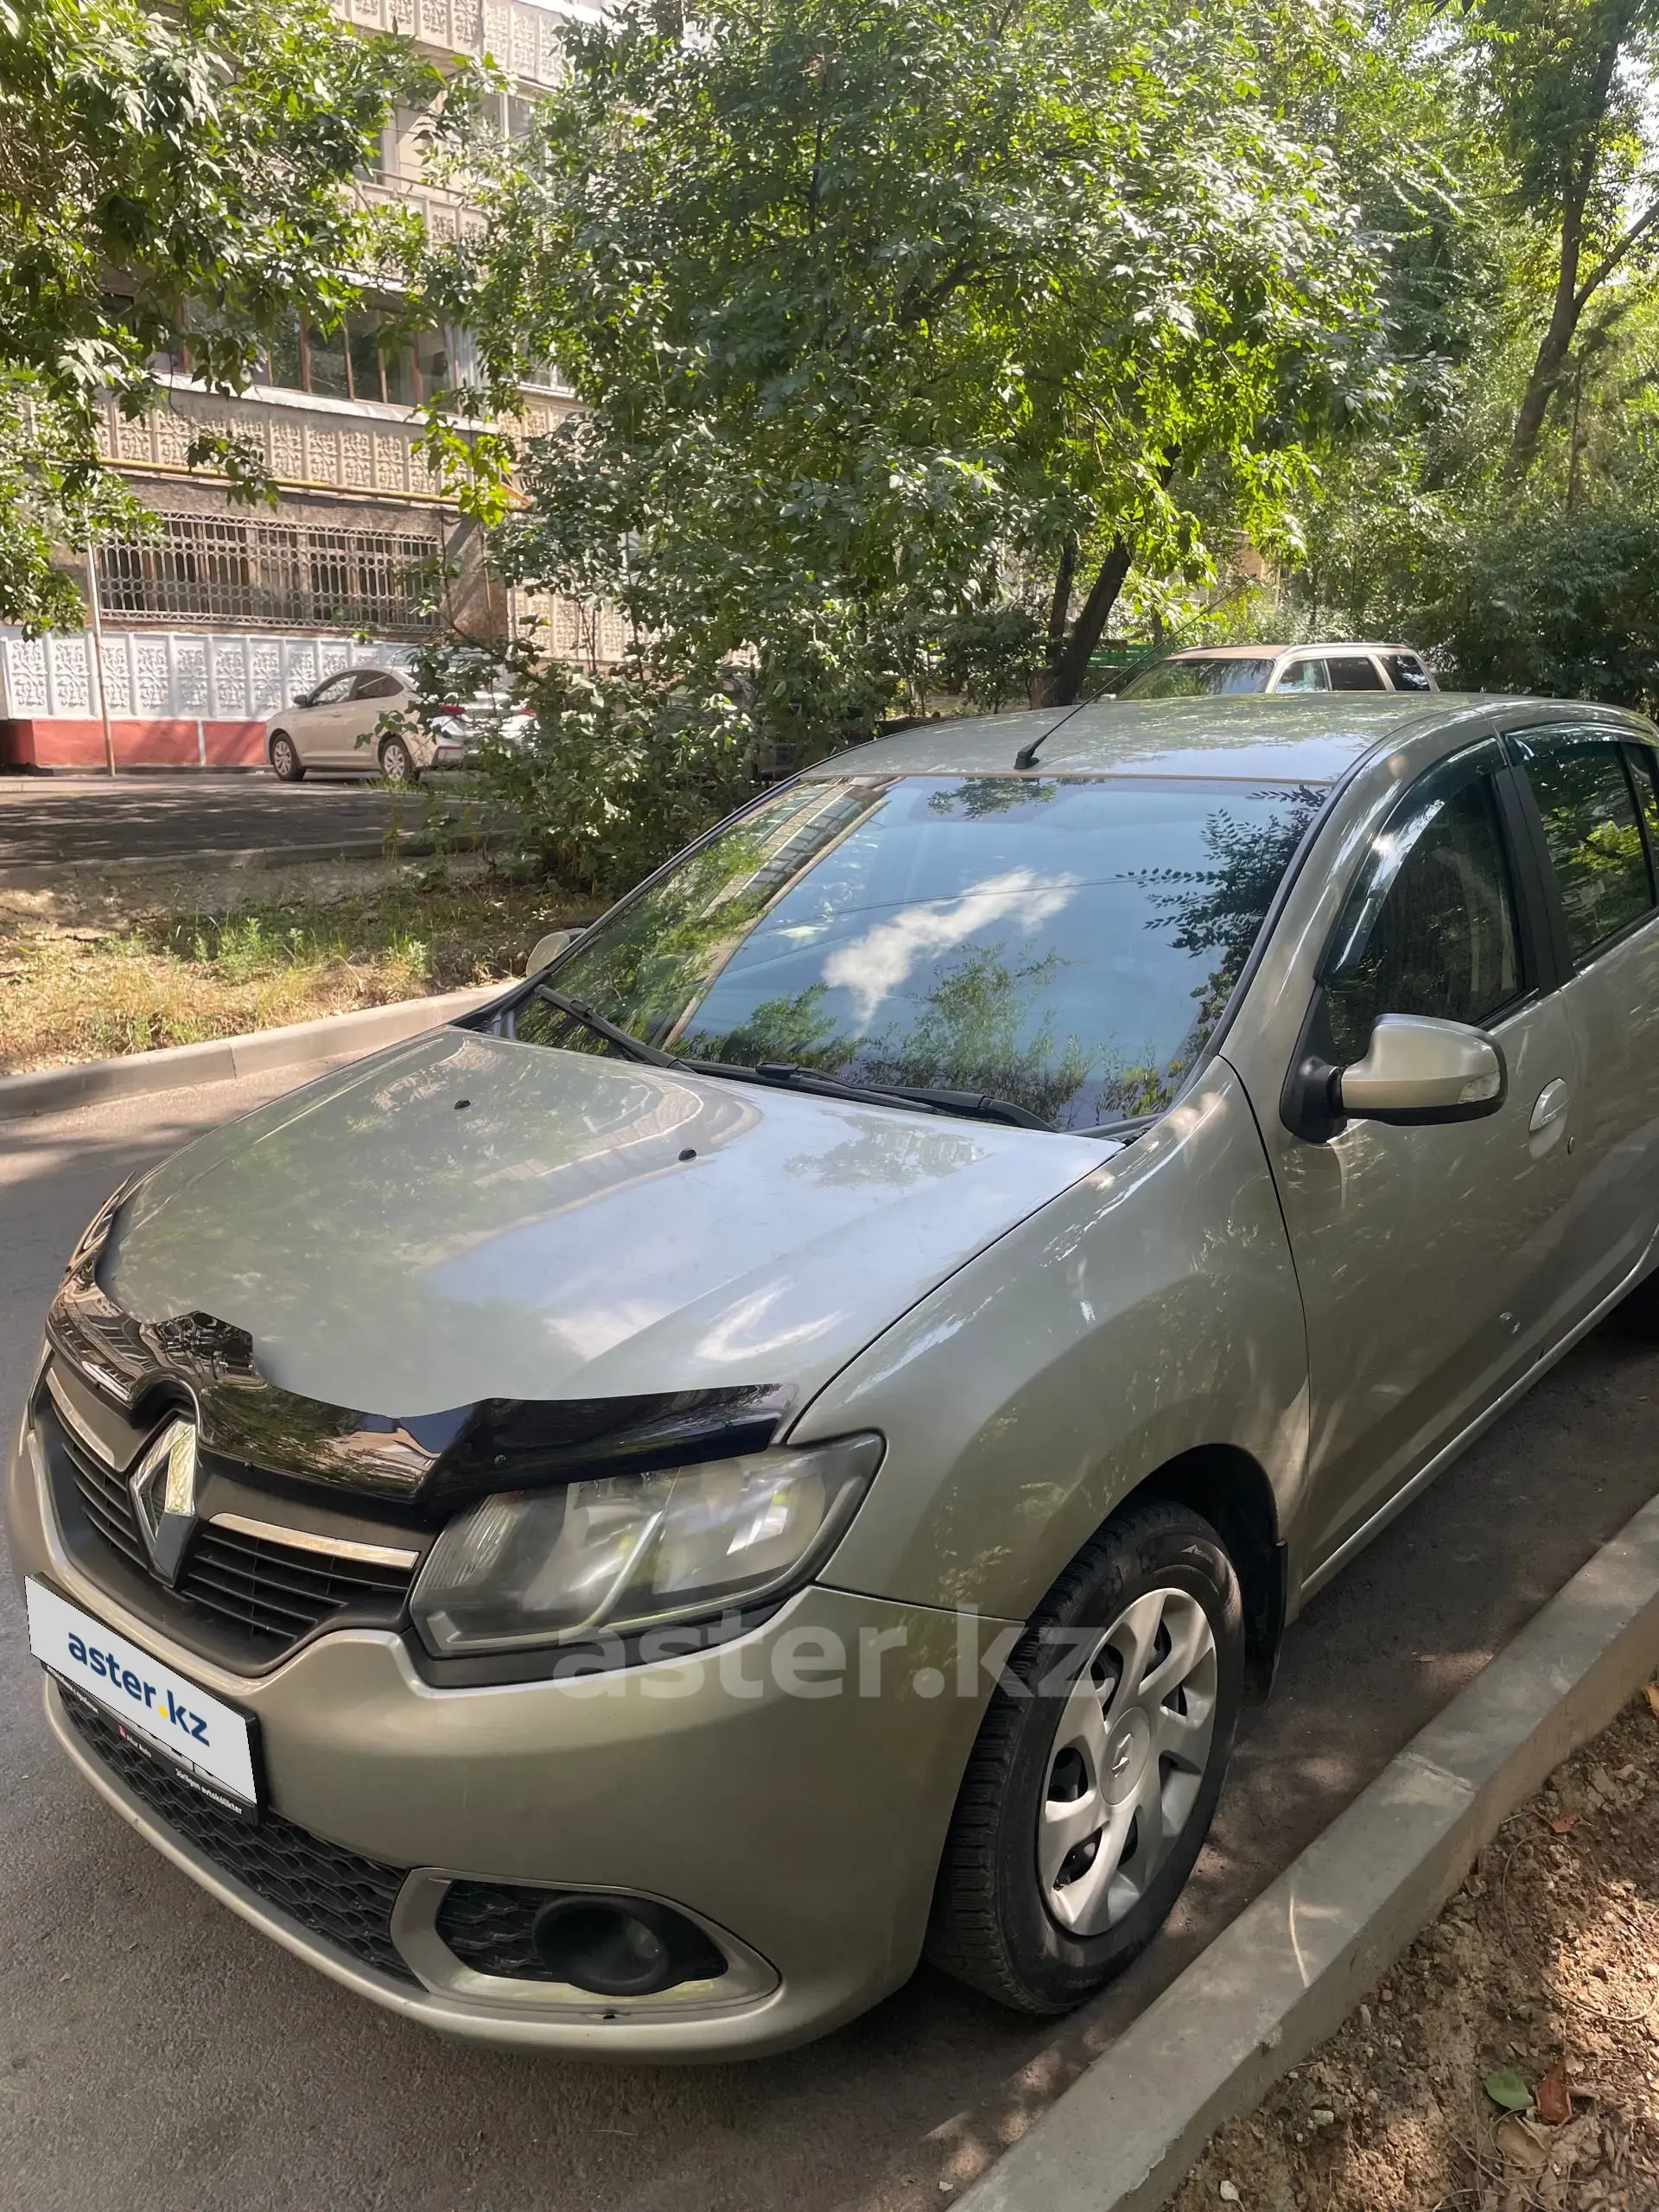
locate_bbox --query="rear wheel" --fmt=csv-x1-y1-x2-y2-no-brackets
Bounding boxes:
268,731,304,782
378,734,418,786
926,1497,1244,2014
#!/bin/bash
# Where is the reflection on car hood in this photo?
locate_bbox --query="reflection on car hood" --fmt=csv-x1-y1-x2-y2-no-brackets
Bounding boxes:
105,1027,1109,1418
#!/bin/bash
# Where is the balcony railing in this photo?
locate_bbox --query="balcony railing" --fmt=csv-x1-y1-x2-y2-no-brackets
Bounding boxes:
334,0,575,89
97,515,442,635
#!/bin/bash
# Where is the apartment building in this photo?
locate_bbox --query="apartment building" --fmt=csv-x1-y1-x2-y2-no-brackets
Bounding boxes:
0,0,617,772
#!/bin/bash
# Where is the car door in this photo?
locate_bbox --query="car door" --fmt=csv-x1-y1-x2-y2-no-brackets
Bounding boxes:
292,671,359,766
1507,724,1659,1299
1249,738,1589,1573
340,671,407,773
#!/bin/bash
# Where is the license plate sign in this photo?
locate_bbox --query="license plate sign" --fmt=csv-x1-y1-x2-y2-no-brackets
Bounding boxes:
26,1579,258,1808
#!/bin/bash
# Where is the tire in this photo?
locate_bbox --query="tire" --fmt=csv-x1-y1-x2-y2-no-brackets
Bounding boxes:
268,731,305,783
378,734,419,786
1612,1268,1659,1339
925,1497,1244,2015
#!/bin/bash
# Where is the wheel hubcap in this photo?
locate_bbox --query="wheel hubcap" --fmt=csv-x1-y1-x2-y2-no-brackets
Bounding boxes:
1036,1586,1218,1936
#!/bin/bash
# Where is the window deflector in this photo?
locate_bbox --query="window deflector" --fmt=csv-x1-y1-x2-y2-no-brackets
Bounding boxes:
1319,741,1505,990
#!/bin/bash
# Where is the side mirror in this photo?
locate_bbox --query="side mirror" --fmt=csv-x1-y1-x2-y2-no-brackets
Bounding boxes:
528,928,582,974
1336,1014,1506,1127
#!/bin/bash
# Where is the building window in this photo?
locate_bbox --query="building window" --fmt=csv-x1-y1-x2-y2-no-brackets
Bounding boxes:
98,514,442,633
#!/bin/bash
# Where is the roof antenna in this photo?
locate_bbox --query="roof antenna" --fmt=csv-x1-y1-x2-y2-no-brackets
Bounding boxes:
1014,699,1090,772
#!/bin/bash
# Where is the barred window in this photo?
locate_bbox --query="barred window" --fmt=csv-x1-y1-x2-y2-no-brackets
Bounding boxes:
99,516,441,633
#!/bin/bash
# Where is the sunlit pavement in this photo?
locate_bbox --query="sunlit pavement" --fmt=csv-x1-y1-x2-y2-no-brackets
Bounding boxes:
3,1065,1656,2212
0,776,431,870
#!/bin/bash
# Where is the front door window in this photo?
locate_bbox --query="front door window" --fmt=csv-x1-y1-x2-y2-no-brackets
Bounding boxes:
1322,753,1522,1064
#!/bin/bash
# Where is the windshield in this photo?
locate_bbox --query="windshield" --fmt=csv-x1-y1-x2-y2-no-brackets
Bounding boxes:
1121,657,1275,698
512,774,1324,1129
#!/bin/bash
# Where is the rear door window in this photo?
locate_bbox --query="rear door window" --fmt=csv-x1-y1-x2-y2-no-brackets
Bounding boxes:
1326,656,1387,692
1514,736,1655,964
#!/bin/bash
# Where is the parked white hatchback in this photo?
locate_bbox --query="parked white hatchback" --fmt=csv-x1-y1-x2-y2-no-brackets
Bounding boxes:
264,668,464,784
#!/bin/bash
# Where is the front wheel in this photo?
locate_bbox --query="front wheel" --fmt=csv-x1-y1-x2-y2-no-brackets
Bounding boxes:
268,732,305,782
926,1497,1244,2014
378,734,419,786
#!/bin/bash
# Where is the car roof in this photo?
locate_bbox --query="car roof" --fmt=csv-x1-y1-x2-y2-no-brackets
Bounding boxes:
1156,641,1415,661
800,695,1651,788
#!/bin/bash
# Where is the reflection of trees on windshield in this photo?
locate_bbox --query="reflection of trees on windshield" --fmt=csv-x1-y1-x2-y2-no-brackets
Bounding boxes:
529,774,1323,1133
927,778,1058,820
1115,786,1325,1109
682,946,1095,1126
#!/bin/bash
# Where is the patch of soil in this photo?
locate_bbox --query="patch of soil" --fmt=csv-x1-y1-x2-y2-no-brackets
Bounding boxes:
1172,1689,1659,2212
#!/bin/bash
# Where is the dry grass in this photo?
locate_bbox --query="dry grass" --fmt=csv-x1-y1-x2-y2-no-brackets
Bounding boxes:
1172,1692,1659,2212
0,862,592,1073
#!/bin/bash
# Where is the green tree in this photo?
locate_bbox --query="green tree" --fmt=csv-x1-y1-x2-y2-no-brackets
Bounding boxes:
0,0,442,628
430,0,1396,728
1466,0,1659,485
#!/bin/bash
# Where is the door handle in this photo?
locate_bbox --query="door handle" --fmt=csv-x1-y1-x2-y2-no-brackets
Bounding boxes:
1529,1078,1571,1134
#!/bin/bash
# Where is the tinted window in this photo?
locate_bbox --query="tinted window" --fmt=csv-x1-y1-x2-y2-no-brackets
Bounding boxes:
1382,652,1432,692
308,673,356,705
516,774,1325,1129
353,672,404,699
1323,755,1522,1064
1120,657,1274,697
1518,739,1653,963
1327,656,1386,692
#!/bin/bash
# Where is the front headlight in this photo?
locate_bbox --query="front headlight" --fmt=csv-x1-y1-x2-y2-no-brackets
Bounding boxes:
410,1433,883,1657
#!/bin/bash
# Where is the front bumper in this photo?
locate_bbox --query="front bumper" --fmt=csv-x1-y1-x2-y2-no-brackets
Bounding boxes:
8,1408,996,2057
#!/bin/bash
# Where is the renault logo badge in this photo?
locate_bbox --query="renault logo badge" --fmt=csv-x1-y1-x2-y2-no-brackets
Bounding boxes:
130,1418,200,1585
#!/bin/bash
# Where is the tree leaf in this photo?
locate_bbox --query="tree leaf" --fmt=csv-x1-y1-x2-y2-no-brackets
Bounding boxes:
1536,2065,1571,2126
1484,2066,1533,2112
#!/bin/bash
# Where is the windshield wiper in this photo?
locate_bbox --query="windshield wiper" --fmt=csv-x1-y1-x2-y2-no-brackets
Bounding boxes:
684,1058,1054,1132
527,984,687,1071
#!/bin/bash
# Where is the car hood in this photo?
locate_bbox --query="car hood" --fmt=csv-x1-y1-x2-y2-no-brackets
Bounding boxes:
104,1025,1109,1419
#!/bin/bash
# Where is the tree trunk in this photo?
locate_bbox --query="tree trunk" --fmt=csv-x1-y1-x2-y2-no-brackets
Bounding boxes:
1505,192,1586,486
1043,537,1077,673
1045,541,1132,704
1505,28,1624,486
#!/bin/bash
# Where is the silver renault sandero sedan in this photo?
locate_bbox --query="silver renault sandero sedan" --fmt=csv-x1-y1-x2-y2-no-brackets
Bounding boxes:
11,692,1659,2058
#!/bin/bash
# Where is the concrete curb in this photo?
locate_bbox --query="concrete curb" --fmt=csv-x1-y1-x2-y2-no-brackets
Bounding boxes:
0,827,506,887
0,984,501,1121
954,1487,1659,2212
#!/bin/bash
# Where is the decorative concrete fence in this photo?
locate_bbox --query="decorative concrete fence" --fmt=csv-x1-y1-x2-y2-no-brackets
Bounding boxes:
0,628,413,771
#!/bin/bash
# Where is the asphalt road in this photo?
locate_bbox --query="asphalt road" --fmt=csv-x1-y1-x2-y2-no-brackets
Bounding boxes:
0,775,429,870
3,1070,1658,2212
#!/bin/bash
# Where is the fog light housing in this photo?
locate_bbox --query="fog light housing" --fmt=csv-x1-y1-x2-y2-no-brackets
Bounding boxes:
530,1895,727,1996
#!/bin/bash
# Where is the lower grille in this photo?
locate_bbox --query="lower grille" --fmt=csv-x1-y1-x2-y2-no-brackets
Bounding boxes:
60,1689,417,1983
436,1879,567,1980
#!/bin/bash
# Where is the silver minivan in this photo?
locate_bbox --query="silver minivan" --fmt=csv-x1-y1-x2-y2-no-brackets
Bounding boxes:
12,692,1659,2057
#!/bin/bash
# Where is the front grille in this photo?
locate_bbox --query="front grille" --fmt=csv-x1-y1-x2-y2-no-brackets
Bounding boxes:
177,1524,410,1655
69,1440,148,1567
60,1690,416,1982
53,1409,415,1663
